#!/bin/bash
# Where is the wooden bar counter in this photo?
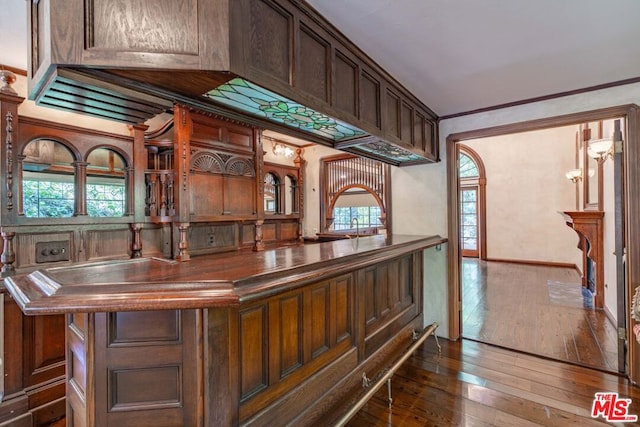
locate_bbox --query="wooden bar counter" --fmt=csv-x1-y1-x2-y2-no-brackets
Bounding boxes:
4,234,445,426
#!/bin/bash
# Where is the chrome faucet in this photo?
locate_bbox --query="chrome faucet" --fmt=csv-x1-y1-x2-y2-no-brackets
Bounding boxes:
350,217,359,238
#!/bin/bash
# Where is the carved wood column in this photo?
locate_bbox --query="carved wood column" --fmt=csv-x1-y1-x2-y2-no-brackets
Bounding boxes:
0,71,24,226
176,222,190,261
130,123,148,223
294,148,306,242
173,106,192,260
74,161,89,216
1,229,16,277
254,128,265,251
131,223,143,258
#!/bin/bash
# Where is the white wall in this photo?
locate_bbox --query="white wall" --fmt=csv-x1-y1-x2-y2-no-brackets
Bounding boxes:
464,126,582,267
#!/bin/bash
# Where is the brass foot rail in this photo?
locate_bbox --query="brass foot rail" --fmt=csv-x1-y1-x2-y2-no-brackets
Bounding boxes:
334,322,440,426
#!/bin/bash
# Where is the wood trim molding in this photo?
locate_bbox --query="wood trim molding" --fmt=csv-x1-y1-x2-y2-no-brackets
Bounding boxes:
441,77,640,120
485,257,579,271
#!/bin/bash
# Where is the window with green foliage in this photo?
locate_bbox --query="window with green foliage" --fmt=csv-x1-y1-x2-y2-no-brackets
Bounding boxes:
87,183,125,216
23,179,75,218
22,141,128,218
333,206,382,230
22,139,75,218
87,148,126,217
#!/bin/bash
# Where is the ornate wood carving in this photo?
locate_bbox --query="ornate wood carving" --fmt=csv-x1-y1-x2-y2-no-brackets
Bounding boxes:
176,222,190,261
190,151,255,176
5,111,13,211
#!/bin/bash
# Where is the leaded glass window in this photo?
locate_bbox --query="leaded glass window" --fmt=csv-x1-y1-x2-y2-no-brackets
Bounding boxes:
459,152,479,178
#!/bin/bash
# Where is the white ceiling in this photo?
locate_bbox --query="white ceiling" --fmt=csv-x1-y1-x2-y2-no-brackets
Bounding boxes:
3,1,640,117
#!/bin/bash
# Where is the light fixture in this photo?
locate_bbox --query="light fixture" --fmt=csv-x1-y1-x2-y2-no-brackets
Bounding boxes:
587,138,613,161
272,141,295,158
565,168,582,183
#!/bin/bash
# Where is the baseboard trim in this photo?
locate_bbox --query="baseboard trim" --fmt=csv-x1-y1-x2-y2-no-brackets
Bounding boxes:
604,305,617,328
485,257,579,272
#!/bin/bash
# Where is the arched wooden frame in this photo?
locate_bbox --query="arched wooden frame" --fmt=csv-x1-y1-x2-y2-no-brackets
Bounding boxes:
264,171,280,214
446,104,640,383
19,137,79,217
326,184,387,230
319,154,391,234
285,174,299,214
85,146,133,216
457,144,487,260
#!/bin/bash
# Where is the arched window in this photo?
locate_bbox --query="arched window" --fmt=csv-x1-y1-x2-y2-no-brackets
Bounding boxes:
458,145,486,259
264,172,280,213
332,189,382,231
86,148,127,217
22,139,75,218
459,152,479,178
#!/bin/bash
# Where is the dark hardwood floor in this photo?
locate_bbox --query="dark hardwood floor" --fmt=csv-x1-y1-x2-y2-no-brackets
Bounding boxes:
461,259,618,372
346,339,640,426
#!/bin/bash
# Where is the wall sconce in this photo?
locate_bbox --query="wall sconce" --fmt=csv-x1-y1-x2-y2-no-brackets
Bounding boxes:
587,138,613,161
272,141,295,158
565,169,582,183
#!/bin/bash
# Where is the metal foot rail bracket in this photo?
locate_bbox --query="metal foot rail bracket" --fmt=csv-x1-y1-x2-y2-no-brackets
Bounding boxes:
334,322,440,426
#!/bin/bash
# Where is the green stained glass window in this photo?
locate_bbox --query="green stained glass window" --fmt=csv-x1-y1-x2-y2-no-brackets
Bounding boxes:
357,141,424,163
204,78,365,142
459,153,479,178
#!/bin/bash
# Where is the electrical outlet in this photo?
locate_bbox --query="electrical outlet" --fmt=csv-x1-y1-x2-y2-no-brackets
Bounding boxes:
207,234,215,246
36,241,70,263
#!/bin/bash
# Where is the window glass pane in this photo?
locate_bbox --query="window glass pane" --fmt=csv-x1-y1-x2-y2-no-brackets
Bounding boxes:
264,173,279,213
461,190,477,202
461,202,477,214
459,153,479,178
87,183,125,217
462,238,478,250
23,180,75,217
22,139,75,218
87,149,126,217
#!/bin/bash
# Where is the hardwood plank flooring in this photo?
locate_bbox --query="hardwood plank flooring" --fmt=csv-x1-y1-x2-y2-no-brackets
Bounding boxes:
346,339,640,426
460,259,618,372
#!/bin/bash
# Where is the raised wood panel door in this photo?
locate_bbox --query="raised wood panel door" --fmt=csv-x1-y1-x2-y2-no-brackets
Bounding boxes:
91,310,199,427
23,314,66,387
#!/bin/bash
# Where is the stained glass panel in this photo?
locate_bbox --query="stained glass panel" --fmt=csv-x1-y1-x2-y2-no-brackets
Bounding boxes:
204,78,366,142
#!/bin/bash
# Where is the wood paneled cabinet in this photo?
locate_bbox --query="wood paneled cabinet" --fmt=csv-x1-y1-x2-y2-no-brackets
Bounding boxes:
0,288,66,426
28,0,439,165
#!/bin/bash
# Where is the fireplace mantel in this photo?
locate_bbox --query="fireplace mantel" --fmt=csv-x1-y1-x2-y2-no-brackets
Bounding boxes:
561,211,604,309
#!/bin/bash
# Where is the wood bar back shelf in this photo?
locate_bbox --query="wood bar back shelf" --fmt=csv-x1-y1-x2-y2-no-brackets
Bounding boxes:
4,234,445,426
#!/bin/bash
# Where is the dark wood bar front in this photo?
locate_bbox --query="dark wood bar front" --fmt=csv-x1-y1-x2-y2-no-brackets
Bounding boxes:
5,234,445,426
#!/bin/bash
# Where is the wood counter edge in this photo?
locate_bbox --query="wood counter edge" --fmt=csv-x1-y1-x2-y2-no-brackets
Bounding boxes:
3,235,447,315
